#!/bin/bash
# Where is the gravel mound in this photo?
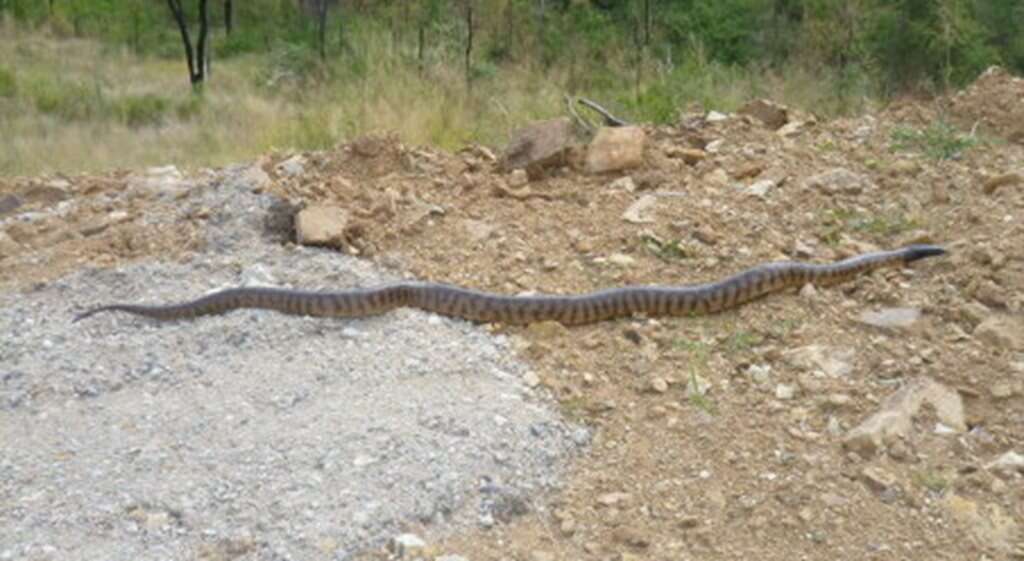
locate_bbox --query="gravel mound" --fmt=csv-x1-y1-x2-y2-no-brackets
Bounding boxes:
0,169,587,560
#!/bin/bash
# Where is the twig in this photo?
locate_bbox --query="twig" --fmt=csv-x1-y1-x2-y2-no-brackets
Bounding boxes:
565,94,595,133
577,97,629,127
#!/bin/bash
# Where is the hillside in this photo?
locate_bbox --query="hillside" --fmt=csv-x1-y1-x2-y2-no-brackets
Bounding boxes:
1,67,1023,560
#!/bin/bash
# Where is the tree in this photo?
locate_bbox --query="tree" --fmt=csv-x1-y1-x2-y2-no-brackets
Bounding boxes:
166,0,210,89
315,0,328,61
223,0,232,35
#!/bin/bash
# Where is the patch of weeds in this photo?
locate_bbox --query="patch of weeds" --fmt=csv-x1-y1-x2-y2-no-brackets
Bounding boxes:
268,110,336,151
766,318,800,339
912,469,948,493
673,338,710,364
850,212,918,237
687,371,717,415
725,329,763,353
641,233,689,262
557,396,590,423
29,78,105,120
260,41,327,89
819,208,918,243
112,93,170,127
890,121,976,160
0,66,16,98
174,94,204,120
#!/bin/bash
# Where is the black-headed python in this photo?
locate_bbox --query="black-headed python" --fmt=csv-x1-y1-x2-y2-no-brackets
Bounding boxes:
75,245,945,326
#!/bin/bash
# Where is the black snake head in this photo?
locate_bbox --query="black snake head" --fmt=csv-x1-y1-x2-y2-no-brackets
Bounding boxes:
901,244,947,263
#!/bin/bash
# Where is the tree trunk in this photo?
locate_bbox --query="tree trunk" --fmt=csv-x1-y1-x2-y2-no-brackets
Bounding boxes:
316,0,328,61
224,0,232,35
166,0,210,89
464,1,474,89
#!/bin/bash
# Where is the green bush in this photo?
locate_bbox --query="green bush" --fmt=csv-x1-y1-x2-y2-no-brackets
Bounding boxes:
113,93,170,127
29,78,105,120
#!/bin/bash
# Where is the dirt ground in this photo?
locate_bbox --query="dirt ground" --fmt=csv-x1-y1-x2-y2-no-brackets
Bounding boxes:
2,67,1022,560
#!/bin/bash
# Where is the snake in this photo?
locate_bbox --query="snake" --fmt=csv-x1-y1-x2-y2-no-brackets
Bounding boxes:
74,245,945,326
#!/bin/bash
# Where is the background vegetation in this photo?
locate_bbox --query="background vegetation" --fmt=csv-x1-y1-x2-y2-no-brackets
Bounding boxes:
1,0,1021,175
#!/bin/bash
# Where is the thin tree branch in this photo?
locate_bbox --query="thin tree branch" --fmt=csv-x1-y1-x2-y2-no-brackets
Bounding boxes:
577,97,630,127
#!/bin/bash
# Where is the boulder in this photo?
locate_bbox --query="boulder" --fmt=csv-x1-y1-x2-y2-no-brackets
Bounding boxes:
584,126,646,174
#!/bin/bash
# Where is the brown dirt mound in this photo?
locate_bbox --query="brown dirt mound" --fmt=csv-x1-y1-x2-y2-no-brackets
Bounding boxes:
949,65,1024,143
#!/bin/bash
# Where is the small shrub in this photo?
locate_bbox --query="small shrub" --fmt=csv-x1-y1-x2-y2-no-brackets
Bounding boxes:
0,66,16,98
113,93,170,127
30,79,105,120
260,42,326,89
175,94,204,121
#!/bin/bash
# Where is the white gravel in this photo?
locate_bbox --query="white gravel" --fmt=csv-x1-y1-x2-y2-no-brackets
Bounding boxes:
0,167,587,560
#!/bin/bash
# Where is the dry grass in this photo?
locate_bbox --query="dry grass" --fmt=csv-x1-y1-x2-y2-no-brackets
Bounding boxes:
0,22,875,177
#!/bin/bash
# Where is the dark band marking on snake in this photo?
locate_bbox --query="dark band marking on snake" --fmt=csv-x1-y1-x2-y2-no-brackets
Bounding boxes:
73,245,945,326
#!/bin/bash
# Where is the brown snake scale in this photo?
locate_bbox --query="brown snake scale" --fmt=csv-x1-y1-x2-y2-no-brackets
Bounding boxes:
75,245,945,326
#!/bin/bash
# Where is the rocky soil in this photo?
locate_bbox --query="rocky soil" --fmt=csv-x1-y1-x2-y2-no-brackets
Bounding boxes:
1,67,1023,560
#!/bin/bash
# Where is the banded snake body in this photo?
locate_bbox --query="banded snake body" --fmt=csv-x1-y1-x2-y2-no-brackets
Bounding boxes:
75,245,945,326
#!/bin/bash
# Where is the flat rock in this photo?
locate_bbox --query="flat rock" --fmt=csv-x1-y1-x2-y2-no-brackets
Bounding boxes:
804,167,872,195
747,179,776,197
843,377,966,457
783,344,855,377
622,195,657,224
295,204,350,247
974,315,1024,350
501,117,574,172
738,98,789,130
585,126,646,174
857,307,922,330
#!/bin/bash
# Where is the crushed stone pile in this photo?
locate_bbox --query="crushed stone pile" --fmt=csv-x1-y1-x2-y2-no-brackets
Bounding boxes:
0,170,588,560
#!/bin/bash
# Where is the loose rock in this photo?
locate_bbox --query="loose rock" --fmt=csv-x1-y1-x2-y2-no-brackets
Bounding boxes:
501,117,577,171
843,377,966,457
738,99,789,130
974,315,1024,350
622,195,657,224
295,204,350,248
804,168,872,195
783,345,854,377
276,155,307,177
585,127,646,174
857,307,922,330
502,118,575,172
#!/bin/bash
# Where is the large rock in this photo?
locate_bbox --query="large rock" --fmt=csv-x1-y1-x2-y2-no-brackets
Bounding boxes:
295,204,350,248
974,315,1024,350
738,98,789,130
501,118,574,172
842,377,966,457
584,126,646,174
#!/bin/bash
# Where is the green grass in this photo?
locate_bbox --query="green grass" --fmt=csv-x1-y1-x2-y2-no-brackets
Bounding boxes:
0,21,887,177
819,208,919,245
0,66,15,97
911,469,949,493
890,121,977,160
